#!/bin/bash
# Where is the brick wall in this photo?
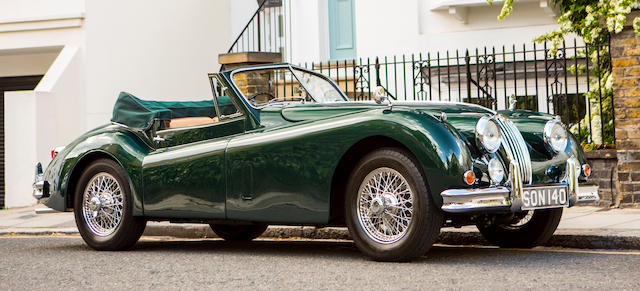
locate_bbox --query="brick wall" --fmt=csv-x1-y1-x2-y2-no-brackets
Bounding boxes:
611,16,640,205
584,150,618,206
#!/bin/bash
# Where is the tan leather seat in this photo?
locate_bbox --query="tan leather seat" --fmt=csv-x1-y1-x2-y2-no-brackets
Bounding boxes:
167,116,219,128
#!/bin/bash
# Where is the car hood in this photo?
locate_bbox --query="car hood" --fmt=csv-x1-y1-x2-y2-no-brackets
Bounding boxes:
262,101,553,151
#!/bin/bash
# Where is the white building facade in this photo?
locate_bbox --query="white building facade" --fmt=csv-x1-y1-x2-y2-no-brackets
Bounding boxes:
1,0,232,207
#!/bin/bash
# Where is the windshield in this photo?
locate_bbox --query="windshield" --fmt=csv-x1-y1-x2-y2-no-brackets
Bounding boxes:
292,68,345,103
231,66,346,107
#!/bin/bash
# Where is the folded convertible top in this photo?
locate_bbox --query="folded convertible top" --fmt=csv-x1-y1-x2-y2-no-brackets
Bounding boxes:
111,92,216,130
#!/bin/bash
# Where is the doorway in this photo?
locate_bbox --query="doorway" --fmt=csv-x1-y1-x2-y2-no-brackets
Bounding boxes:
0,75,43,207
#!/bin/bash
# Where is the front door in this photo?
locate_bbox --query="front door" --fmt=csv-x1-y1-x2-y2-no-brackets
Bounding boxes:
328,0,357,61
142,78,247,218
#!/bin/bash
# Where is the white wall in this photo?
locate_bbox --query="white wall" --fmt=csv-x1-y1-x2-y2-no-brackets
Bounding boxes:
83,0,232,129
230,0,259,42
35,45,85,166
4,91,37,208
290,0,324,64
286,0,561,63
0,0,84,20
354,0,560,57
0,1,85,208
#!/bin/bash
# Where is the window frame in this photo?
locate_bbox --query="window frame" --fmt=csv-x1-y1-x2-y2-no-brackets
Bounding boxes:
209,73,245,121
229,64,348,110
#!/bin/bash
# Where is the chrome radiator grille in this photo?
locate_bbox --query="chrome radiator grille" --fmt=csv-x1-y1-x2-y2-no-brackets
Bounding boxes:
495,115,532,184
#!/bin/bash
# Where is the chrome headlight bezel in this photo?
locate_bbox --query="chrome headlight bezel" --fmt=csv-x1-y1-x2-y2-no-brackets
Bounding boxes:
543,119,568,153
475,116,502,153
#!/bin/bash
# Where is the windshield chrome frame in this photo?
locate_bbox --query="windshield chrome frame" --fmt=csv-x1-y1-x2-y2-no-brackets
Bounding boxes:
229,63,348,110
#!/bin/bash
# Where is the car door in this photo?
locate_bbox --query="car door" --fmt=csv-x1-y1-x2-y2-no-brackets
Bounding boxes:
142,76,247,219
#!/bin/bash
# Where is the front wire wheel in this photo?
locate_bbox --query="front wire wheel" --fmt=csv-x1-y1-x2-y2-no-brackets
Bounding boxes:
345,148,442,262
357,167,414,244
477,208,563,248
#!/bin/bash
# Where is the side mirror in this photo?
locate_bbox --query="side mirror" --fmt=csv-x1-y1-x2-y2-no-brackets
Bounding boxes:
373,86,388,104
508,94,517,110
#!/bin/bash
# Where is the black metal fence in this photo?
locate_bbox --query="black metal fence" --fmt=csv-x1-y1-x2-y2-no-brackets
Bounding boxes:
227,0,288,54
301,39,613,146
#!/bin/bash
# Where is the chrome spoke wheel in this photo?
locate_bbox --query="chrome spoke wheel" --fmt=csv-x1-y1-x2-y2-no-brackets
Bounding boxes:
82,172,124,236
500,210,535,230
357,167,414,244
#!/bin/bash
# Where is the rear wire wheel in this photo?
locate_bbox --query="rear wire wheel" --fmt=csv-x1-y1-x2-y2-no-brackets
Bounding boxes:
74,158,146,250
345,148,442,262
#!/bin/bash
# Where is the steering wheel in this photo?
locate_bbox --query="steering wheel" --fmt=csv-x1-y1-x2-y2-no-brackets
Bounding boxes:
248,91,277,105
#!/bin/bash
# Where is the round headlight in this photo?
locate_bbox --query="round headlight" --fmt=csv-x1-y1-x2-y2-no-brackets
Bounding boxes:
544,120,568,153
476,117,502,153
488,158,504,184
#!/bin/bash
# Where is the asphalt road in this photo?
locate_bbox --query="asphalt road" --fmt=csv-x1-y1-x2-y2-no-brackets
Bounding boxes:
1,236,639,290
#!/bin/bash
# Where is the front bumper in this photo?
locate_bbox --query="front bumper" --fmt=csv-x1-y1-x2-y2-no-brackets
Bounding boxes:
441,157,599,213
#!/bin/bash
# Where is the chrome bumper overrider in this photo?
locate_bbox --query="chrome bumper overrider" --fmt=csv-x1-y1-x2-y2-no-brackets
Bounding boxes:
32,162,49,199
441,157,600,213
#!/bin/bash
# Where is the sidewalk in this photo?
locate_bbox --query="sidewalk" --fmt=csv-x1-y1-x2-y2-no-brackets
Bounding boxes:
1,205,639,249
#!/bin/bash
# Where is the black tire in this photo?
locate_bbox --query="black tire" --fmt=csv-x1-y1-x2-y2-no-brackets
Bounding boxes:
209,224,269,241
74,158,146,251
344,148,443,262
476,208,563,248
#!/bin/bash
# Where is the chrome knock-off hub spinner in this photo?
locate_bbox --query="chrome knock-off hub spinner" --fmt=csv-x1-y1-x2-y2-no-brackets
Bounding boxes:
82,173,124,237
370,197,385,215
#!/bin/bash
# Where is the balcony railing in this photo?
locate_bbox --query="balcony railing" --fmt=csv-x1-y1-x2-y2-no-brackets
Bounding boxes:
226,0,289,55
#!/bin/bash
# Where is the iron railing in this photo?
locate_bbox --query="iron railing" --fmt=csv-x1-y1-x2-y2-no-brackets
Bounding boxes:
301,39,613,147
227,0,288,55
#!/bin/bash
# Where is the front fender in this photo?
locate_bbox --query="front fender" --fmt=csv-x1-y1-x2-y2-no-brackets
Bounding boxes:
42,125,152,215
366,109,474,206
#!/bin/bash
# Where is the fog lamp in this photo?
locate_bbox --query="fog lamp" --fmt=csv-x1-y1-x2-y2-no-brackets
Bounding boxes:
488,158,505,184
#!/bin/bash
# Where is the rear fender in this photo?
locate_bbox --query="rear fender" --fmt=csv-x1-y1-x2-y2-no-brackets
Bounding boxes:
44,129,150,215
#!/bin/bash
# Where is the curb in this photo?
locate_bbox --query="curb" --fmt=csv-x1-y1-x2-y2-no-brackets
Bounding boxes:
2,224,639,250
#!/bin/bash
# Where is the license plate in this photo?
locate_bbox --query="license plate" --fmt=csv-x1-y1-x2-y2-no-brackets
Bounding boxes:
521,185,568,210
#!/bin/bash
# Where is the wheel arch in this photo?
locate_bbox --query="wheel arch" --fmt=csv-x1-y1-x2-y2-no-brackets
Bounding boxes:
54,129,150,215
328,135,427,224
65,151,124,209
327,114,474,224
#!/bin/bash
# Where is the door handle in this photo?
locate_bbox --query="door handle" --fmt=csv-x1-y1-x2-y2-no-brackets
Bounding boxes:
153,135,167,142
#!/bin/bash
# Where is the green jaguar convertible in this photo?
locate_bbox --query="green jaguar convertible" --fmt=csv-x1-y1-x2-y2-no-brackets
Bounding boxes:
33,63,598,261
